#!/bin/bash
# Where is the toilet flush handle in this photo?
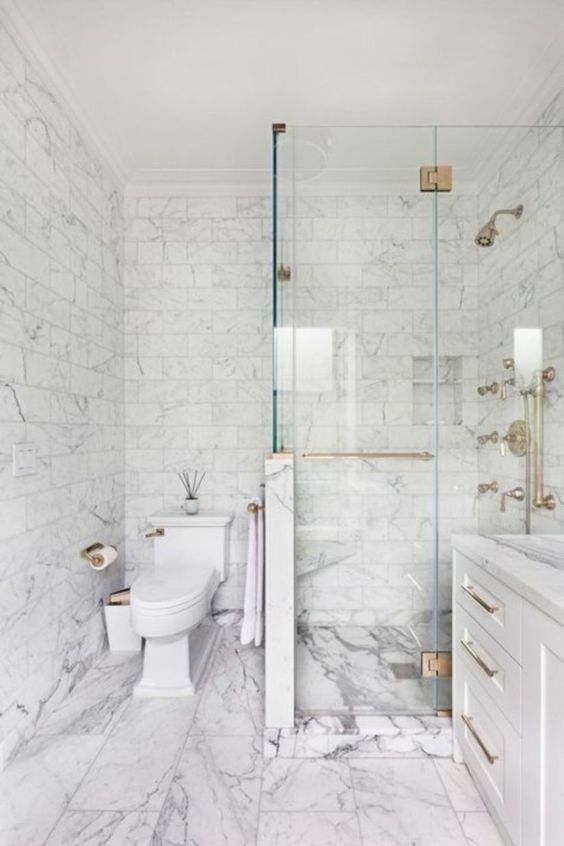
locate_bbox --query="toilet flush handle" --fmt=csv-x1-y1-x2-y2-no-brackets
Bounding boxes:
145,527,165,538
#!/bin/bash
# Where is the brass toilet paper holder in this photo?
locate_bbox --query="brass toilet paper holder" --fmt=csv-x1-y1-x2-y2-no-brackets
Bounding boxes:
80,542,117,568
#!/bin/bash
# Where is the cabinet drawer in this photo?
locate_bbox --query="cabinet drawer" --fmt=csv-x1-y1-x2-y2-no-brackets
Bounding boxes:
454,551,522,661
455,669,521,845
455,605,521,733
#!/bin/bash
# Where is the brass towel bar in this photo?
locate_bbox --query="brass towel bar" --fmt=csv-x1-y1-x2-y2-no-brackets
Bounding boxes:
301,450,434,461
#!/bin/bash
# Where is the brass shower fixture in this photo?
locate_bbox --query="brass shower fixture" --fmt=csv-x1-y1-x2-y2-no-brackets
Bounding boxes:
475,204,524,247
477,381,499,396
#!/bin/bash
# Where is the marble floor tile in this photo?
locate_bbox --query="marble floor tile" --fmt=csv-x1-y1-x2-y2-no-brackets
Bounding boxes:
191,637,264,735
261,758,355,812
70,697,197,813
0,734,104,846
435,759,486,812
458,812,505,846
257,811,362,846
45,810,158,846
296,625,430,714
153,734,263,846
351,758,467,846
37,653,142,737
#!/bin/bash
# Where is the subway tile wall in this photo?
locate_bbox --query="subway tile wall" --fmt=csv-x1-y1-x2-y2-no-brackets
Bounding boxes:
123,195,273,608
0,22,124,765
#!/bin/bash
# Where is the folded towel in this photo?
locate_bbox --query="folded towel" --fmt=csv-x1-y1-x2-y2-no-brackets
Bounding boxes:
241,494,265,646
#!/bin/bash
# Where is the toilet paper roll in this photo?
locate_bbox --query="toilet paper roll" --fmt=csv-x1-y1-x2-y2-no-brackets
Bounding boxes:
90,545,118,571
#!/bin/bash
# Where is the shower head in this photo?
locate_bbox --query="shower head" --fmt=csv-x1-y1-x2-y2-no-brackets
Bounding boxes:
474,204,524,247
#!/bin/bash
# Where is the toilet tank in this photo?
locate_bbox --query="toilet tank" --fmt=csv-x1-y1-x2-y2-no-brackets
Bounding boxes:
147,511,234,582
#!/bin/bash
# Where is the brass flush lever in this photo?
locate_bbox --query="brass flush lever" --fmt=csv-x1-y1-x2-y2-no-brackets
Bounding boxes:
477,431,498,445
145,527,165,538
478,481,498,495
477,382,499,396
500,487,525,512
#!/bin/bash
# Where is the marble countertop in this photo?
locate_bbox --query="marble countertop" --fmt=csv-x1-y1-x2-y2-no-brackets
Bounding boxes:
452,534,564,625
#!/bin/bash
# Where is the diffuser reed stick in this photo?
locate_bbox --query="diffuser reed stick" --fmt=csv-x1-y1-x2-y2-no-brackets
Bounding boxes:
177,469,206,500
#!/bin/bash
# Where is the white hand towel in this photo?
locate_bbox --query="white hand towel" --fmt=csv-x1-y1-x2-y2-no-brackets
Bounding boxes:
241,495,265,646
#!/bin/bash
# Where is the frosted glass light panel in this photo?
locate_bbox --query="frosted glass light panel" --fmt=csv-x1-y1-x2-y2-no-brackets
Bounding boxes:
276,328,334,394
514,328,543,390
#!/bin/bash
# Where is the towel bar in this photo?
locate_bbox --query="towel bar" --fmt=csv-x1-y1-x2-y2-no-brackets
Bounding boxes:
302,450,434,461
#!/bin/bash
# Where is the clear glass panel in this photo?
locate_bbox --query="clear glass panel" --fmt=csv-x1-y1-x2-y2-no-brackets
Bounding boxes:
287,127,439,715
272,126,294,454
273,122,564,719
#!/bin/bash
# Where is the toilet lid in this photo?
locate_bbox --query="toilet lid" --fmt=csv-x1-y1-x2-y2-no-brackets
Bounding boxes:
132,564,216,610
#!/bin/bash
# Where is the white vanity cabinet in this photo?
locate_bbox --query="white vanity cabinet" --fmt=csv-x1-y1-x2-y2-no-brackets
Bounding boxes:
453,539,564,846
522,605,564,846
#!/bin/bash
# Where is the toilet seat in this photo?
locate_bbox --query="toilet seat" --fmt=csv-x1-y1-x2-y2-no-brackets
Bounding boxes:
132,563,217,612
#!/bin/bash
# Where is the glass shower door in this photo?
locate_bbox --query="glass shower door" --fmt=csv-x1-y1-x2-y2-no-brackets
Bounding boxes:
280,127,442,715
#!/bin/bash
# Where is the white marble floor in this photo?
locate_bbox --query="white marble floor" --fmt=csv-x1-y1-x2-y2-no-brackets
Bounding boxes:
0,624,504,846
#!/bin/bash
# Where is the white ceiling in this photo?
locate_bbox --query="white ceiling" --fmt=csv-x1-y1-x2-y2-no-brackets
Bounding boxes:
3,0,564,184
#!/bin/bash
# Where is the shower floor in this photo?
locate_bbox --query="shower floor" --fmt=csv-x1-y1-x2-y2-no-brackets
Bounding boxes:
296,624,434,714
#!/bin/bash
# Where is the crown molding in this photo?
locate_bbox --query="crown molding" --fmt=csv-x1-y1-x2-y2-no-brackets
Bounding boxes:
0,0,127,187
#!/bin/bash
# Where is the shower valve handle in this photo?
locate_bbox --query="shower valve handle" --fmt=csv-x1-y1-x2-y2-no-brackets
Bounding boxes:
500,487,525,512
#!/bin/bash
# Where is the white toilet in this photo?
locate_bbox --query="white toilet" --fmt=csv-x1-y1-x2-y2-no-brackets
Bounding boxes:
130,510,233,697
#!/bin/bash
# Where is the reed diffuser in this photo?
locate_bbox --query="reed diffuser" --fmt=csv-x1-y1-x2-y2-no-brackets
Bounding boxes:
178,469,206,514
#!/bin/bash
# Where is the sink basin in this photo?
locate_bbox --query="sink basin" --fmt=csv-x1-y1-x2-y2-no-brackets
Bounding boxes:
491,534,564,571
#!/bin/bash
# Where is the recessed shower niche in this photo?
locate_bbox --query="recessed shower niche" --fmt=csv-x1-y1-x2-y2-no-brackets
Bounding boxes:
413,357,464,426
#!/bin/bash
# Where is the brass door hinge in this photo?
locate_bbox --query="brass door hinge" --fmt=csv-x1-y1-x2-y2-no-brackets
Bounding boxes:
421,651,452,678
278,263,291,282
420,166,453,192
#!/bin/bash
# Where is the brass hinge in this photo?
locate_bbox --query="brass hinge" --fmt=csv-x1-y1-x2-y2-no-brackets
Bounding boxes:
420,165,453,192
278,263,291,282
421,651,452,678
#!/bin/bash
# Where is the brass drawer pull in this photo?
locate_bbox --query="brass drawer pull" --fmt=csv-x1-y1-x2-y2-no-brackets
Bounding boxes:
461,714,498,765
461,584,499,615
145,527,165,538
460,640,498,678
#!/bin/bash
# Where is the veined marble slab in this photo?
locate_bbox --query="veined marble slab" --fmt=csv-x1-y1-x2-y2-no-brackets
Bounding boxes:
265,455,295,728
453,534,564,625
264,714,452,759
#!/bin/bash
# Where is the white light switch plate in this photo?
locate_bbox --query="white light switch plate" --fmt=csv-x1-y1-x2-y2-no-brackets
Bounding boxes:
13,443,37,477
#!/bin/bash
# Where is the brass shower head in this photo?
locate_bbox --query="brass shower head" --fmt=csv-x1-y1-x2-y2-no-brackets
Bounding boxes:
475,204,524,247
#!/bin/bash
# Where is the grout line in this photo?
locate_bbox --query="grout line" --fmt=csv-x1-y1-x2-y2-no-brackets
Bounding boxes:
345,758,365,846
432,758,470,846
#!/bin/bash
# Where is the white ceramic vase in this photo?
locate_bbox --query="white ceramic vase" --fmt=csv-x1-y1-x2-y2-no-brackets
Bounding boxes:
183,497,200,515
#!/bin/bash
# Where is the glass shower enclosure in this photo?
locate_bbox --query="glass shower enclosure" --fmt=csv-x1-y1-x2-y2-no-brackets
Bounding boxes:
272,123,564,719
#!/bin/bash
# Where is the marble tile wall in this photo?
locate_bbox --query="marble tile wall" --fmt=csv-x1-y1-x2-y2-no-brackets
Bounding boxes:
122,193,272,607
476,109,564,534
0,21,125,766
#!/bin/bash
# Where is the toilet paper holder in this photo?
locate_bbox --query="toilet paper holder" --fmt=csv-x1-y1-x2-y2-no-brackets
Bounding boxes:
80,542,117,568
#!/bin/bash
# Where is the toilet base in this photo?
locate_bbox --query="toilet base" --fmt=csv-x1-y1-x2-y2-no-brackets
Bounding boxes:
133,616,221,698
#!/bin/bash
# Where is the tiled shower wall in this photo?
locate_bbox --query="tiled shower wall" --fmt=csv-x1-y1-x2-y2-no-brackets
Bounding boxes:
0,22,124,765
123,194,272,607
477,107,564,534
